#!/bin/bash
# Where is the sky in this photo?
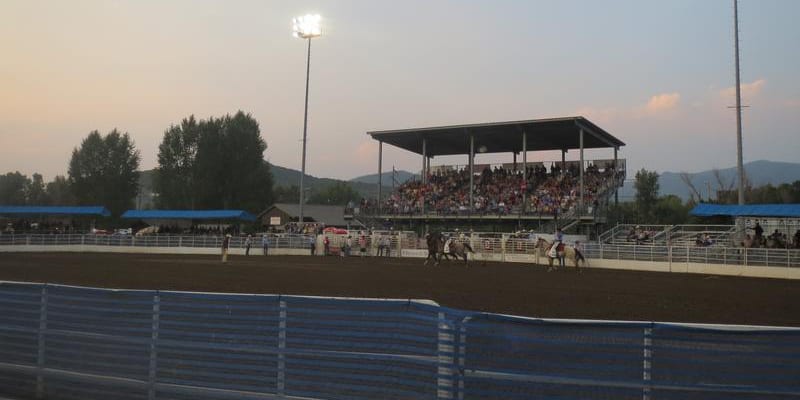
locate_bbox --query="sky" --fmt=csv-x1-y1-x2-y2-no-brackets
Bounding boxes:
1,0,799,182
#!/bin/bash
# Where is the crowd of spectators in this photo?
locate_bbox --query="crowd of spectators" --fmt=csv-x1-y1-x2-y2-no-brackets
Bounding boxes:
381,162,622,217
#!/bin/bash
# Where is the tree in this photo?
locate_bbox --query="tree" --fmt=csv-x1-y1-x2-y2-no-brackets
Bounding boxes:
25,173,49,205
156,111,274,212
0,172,28,205
634,169,659,220
46,176,75,205
274,185,300,203
155,116,200,209
309,182,361,205
68,129,140,216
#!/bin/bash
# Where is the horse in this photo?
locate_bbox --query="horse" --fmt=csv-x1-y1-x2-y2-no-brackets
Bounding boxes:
534,238,586,272
424,232,442,266
424,232,474,266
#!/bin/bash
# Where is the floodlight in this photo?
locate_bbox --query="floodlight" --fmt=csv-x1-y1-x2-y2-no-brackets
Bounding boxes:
293,14,322,39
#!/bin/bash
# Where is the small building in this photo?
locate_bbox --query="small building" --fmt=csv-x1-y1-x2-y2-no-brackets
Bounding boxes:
258,203,351,229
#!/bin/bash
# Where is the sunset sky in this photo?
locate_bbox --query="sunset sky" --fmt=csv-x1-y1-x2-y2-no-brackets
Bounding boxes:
1,0,798,181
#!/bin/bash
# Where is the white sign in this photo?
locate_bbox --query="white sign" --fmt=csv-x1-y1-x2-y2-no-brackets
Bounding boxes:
270,216,281,226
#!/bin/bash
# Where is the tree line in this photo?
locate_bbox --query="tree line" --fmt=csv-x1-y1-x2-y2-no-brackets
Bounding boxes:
1,111,285,215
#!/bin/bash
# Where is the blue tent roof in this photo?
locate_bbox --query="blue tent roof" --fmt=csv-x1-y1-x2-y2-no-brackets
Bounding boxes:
121,209,257,222
690,203,800,218
0,206,111,217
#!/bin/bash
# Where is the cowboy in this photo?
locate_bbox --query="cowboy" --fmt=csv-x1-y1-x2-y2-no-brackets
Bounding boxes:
221,234,231,263
244,234,252,256
549,228,563,258
444,232,454,254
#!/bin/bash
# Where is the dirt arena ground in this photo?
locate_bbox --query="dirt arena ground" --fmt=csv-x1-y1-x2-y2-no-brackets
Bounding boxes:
1,252,799,327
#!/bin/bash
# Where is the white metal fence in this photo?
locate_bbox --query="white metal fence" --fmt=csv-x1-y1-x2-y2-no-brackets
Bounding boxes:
2,233,799,269
0,233,315,250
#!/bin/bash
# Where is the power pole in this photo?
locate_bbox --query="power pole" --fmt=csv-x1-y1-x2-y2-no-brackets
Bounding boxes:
733,0,745,205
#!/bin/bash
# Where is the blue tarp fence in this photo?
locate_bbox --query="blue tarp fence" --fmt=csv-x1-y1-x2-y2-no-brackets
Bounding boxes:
1,281,799,400
691,203,800,218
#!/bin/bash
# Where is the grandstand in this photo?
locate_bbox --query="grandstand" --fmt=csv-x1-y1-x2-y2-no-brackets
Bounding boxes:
350,117,625,234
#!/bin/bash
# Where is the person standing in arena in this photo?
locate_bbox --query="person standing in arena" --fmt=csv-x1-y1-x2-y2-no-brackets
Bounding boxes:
244,234,252,256
261,233,269,256
221,234,231,263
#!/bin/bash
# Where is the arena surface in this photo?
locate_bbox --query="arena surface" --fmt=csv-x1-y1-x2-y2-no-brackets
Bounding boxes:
1,252,799,327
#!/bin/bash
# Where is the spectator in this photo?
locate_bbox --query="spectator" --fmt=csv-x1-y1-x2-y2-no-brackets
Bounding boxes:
262,233,270,256
244,234,252,256
221,234,231,263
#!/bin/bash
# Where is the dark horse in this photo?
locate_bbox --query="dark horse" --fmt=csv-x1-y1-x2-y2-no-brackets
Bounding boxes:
425,232,474,266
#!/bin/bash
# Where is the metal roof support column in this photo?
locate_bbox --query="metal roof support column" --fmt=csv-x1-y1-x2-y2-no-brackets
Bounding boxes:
614,147,619,206
377,140,383,215
522,132,527,215
469,134,475,217
422,138,427,184
422,138,427,214
579,128,585,212
561,150,566,174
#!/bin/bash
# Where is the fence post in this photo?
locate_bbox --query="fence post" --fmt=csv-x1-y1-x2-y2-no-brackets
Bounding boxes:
148,292,160,400
668,246,672,273
277,300,287,397
642,325,653,400
437,312,455,399
36,285,48,399
456,320,467,400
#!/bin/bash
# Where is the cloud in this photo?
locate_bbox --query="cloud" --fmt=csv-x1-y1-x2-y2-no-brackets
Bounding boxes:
644,93,680,114
356,140,377,160
719,79,766,100
576,91,681,122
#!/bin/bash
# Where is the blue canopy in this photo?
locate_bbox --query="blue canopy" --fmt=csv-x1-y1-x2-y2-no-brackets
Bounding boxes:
121,209,257,222
0,206,111,217
690,203,800,218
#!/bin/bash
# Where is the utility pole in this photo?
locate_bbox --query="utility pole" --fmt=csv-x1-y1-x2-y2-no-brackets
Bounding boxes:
733,0,745,205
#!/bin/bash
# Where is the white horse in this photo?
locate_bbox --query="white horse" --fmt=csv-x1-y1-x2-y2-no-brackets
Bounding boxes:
535,238,586,272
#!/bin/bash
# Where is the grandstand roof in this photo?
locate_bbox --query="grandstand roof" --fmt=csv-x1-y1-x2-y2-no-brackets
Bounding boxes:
690,203,800,218
121,210,257,222
0,206,111,217
367,116,624,156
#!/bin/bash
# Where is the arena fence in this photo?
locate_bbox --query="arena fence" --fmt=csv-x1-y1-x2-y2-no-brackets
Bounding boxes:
0,233,315,250
1,282,799,400
2,233,800,270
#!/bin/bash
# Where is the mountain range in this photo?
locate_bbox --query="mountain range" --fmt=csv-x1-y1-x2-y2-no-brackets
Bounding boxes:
618,160,800,201
139,160,800,207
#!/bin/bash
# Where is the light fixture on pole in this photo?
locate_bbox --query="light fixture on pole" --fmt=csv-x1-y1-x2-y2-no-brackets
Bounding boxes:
293,14,321,225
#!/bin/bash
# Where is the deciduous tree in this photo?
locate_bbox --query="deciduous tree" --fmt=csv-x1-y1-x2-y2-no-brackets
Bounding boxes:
68,129,140,216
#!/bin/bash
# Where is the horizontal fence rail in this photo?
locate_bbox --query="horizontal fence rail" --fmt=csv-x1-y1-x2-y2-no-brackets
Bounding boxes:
2,233,800,269
1,282,799,399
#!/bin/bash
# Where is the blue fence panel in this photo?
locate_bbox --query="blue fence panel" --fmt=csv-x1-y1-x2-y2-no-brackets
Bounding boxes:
649,323,800,399
462,314,646,399
283,296,442,400
1,282,800,400
155,291,281,399
0,282,42,399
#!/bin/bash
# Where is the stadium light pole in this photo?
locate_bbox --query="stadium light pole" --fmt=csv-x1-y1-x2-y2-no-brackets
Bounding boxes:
293,14,321,226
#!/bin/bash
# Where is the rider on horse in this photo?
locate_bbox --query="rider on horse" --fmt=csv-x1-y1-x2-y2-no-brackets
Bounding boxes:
549,228,564,258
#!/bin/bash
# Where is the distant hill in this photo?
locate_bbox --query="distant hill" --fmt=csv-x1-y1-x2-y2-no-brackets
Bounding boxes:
618,160,800,201
269,164,389,198
350,170,417,186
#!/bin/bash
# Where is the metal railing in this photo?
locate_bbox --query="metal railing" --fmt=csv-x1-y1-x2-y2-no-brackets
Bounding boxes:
0,233,316,250
1,282,799,400
584,243,800,268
